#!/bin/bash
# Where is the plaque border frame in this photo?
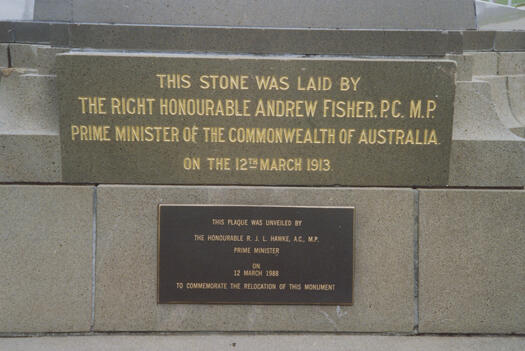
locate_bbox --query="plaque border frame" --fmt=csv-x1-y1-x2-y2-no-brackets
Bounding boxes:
157,204,356,306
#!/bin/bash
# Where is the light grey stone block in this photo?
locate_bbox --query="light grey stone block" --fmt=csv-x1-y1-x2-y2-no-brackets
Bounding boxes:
419,189,525,334
498,52,525,76
33,0,476,30
479,76,524,134
95,186,415,332
449,81,524,187
34,0,73,22
0,134,61,183
508,75,525,126
8,44,68,74
446,54,473,81
465,52,498,76
0,185,93,332
1,335,525,351
0,69,58,133
8,43,40,68
449,140,525,187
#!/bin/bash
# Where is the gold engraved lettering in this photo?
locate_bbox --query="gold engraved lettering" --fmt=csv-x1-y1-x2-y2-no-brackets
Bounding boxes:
297,76,332,91
233,247,251,254
254,247,280,255
186,282,228,289
199,74,249,90
339,76,361,91
156,73,191,88
227,127,335,144
70,124,110,141
114,126,179,142
254,99,317,117
158,98,250,117
77,96,106,114
357,129,438,145
111,97,155,115
255,75,289,90
304,283,335,291
322,99,376,118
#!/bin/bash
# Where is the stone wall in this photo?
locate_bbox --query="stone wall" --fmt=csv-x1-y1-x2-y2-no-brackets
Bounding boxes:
0,21,524,349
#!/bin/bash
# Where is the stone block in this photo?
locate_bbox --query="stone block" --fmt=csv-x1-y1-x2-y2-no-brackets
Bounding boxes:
58,53,455,186
419,189,525,334
66,25,453,56
0,185,93,332
95,186,416,332
0,69,58,133
8,44,67,74
1,335,525,351
508,75,525,126
449,140,525,187
8,43,40,68
465,52,498,76
34,0,73,22
449,81,524,187
446,54,473,81
494,31,525,52
498,52,525,76
0,43,8,67
34,0,476,30
452,81,520,141
463,31,495,51
446,31,463,54
0,134,61,183
479,76,523,133
0,22,14,42
12,22,51,44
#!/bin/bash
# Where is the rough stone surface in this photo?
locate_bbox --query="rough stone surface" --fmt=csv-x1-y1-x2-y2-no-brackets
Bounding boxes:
0,134,61,182
465,52,498,76
449,81,525,187
463,31,495,51
0,21,13,42
1,335,525,351
498,52,525,76
452,81,521,141
508,75,525,126
8,43,67,74
449,140,525,187
419,189,525,334
95,186,415,332
0,69,58,133
8,43,41,68
66,25,455,56
0,43,8,67
34,0,476,30
0,185,93,332
34,0,73,23
12,22,51,44
480,76,523,132
494,31,525,52
446,54,473,81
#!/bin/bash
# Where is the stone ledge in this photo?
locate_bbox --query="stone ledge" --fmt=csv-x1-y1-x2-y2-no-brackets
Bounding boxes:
0,335,524,351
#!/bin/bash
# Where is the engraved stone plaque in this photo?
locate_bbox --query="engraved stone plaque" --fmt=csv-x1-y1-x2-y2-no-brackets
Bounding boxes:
157,205,354,305
58,53,456,186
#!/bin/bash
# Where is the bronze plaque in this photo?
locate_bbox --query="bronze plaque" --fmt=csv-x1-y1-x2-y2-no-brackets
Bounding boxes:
158,205,354,305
